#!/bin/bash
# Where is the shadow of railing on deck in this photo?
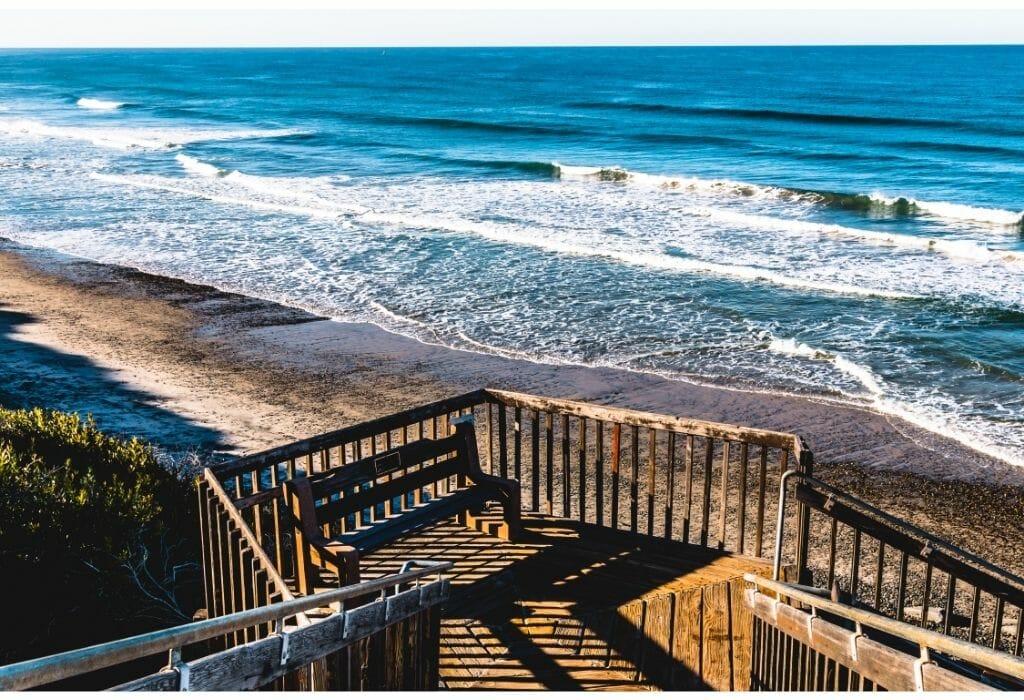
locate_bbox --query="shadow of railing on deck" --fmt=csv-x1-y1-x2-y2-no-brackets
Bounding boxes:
429,519,742,690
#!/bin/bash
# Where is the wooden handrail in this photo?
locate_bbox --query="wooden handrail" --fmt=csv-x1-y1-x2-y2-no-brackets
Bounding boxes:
0,561,453,691
485,388,805,452
793,474,1024,602
213,390,488,479
203,468,298,607
745,574,1024,681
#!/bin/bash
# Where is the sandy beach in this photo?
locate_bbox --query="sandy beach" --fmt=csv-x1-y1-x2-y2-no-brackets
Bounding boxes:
1,238,1022,574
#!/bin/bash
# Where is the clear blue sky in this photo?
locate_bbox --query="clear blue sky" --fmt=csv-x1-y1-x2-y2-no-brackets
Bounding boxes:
0,4,1022,47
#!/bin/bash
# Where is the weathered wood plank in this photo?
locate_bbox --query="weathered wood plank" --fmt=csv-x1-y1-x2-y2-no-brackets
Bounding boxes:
670,587,702,689
485,389,801,450
215,390,487,479
729,579,753,691
610,600,645,672
747,590,995,692
643,593,674,687
701,581,733,690
717,441,730,550
699,438,714,548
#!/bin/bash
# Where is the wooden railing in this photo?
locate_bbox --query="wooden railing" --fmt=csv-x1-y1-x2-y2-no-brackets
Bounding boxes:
481,389,812,570
0,562,451,691
197,468,304,652
211,390,488,584
745,575,1024,691
779,474,1024,659
210,388,814,588
208,388,1024,679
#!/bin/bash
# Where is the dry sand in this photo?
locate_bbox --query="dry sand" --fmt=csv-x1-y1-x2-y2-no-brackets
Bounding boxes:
1,239,1021,574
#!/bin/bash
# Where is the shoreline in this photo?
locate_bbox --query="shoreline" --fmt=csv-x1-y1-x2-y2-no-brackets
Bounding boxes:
1,238,1022,573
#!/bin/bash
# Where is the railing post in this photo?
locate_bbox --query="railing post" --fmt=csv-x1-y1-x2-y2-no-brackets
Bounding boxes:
796,441,814,585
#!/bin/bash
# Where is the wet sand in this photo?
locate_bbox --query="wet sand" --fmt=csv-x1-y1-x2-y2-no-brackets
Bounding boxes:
1,238,1022,573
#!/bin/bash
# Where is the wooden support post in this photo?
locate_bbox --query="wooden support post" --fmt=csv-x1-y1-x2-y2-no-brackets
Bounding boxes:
717,441,731,550
513,406,522,484
754,446,768,558
530,410,540,512
665,432,676,539
545,412,554,515
647,428,656,536
630,425,639,533
561,414,571,518
578,417,588,523
595,421,605,528
700,438,714,548
736,442,748,554
611,423,621,529
682,435,694,543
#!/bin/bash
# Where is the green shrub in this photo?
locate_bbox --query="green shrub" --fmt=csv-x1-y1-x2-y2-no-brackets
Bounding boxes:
0,408,199,669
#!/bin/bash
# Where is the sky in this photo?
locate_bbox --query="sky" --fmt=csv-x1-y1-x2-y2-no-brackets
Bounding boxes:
0,1,1022,47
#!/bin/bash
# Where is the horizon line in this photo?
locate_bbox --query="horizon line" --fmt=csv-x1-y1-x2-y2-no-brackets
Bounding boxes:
3,42,1024,49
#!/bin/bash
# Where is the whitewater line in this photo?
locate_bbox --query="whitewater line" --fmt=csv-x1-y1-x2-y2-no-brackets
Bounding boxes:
91,169,921,301
683,206,1022,266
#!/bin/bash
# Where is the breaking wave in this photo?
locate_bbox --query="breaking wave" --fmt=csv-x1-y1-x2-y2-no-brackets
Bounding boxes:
175,153,225,177
683,207,1021,266
77,97,126,110
767,338,884,396
89,167,916,300
0,118,310,150
550,162,1024,230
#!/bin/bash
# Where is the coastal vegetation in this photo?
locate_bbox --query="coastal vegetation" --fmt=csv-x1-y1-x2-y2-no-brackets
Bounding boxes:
0,407,200,668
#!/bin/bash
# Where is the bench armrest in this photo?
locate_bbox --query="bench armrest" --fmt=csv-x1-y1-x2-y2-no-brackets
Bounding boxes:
284,477,361,589
467,471,522,540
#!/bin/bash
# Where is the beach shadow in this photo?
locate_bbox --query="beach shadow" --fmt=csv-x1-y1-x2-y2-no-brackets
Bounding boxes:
0,303,230,458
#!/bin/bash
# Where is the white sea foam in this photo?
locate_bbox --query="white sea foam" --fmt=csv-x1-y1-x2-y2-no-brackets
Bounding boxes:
357,211,919,300
767,338,885,396
0,118,307,150
175,153,224,177
876,397,1024,468
77,97,125,110
554,162,1024,230
684,206,1021,266
874,193,1024,227
223,170,361,211
87,165,924,301
89,172,349,218
553,162,792,200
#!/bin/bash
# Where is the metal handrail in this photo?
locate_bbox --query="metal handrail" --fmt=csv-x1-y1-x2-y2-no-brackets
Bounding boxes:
0,560,453,691
745,574,1024,681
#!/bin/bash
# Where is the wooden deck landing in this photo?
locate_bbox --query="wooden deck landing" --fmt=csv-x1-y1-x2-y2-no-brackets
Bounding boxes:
345,512,776,691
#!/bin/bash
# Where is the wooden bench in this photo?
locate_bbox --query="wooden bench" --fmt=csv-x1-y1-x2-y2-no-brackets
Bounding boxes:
283,415,520,593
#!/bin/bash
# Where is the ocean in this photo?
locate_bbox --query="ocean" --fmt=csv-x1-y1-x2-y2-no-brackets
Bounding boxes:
0,46,1022,467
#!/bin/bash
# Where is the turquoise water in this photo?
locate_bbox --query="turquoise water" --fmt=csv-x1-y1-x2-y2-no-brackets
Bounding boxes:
0,47,1022,467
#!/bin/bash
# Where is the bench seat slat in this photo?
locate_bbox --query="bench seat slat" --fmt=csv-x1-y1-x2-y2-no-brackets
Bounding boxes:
315,453,466,525
284,416,521,594
337,486,501,552
308,433,465,498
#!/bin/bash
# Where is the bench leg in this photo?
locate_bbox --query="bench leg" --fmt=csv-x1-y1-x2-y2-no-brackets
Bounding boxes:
459,506,513,540
459,491,521,542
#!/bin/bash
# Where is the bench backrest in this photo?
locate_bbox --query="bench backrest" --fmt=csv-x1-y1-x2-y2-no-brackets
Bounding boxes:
305,416,482,527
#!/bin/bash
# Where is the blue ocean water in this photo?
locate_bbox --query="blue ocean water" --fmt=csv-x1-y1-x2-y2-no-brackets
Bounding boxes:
1,47,1022,467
